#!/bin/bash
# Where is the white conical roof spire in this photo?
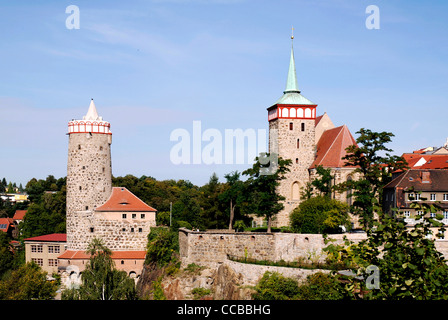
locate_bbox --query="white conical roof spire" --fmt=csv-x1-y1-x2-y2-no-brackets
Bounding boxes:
83,99,100,121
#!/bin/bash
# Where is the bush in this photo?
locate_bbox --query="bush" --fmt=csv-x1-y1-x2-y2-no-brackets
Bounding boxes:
252,272,300,300
290,196,350,234
191,287,212,300
296,272,348,300
146,227,179,266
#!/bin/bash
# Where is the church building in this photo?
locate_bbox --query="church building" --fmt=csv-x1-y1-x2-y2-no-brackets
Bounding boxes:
268,36,359,227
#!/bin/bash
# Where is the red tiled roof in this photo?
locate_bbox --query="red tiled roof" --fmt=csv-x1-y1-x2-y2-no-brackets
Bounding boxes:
95,187,157,212
58,250,146,260
402,154,448,170
0,218,14,232
13,210,26,220
310,125,358,169
24,233,67,242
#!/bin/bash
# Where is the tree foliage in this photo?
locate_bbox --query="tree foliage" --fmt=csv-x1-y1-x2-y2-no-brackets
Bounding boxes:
0,262,57,300
311,165,334,198
243,153,291,232
252,271,300,300
341,128,408,229
63,238,136,300
145,227,179,267
290,196,351,234
324,209,448,299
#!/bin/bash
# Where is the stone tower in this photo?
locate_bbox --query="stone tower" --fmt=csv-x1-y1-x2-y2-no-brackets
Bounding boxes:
66,99,113,250
268,38,317,227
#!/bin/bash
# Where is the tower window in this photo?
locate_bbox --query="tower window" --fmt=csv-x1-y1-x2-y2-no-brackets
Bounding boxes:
122,214,127,219
296,158,299,164
289,122,293,130
85,206,89,210
89,227,94,233
301,123,305,131
100,146,103,151
78,145,81,150
79,186,82,191
297,139,300,149
102,167,105,173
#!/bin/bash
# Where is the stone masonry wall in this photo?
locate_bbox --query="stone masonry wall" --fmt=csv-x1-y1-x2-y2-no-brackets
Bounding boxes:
66,132,112,250
269,118,316,227
179,228,448,269
179,228,366,268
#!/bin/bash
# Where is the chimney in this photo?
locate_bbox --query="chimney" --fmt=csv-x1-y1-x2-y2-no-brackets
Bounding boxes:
421,171,431,183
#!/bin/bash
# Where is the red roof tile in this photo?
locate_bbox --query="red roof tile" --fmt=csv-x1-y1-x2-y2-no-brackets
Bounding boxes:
310,125,357,169
13,210,26,220
24,233,67,242
401,154,448,170
58,250,146,260
95,187,157,212
0,218,14,232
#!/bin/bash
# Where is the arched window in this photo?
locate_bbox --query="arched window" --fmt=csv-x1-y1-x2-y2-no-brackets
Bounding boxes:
292,182,300,200
290,108,296,118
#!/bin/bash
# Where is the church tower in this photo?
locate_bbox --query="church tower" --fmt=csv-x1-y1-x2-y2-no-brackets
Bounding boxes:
66,99,113,250
268,35,317,227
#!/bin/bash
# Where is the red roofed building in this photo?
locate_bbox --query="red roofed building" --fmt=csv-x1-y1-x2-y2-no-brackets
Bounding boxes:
12,210,26,222
58,249,147,286
0,218,15,238
24,233,67,275
96,187,157,212
310,125,357,169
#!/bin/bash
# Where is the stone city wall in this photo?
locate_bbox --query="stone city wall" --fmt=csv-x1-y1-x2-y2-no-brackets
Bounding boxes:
179,228,448,269
179,228,367,268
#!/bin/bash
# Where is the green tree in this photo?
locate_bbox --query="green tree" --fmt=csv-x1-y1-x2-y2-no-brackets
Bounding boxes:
324,209,448,299
243,153,291,233
300,182,314,201
341,128,408,229
290,196,350,234
0,262,57,300
199,173,226,229
145,227,179,267
252,271,300,300
296,272,348,300
311,165,334,198
219,171,247,230
0,232,14,278
63,238,136,300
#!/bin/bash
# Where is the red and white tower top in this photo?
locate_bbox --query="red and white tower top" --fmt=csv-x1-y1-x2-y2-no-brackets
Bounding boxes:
68,99,112,135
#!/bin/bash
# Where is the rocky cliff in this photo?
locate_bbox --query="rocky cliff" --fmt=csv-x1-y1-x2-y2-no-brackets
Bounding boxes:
137,262,255,300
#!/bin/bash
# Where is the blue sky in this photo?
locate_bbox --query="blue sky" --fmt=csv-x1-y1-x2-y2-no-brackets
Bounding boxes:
1,0,447,187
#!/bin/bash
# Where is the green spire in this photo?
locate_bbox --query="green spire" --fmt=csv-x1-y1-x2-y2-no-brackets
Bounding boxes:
284,38,300,94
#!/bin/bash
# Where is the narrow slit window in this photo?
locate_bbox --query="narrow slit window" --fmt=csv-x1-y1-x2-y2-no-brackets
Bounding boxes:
289,122,293,130
297,139,300,149
301,123,305,131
